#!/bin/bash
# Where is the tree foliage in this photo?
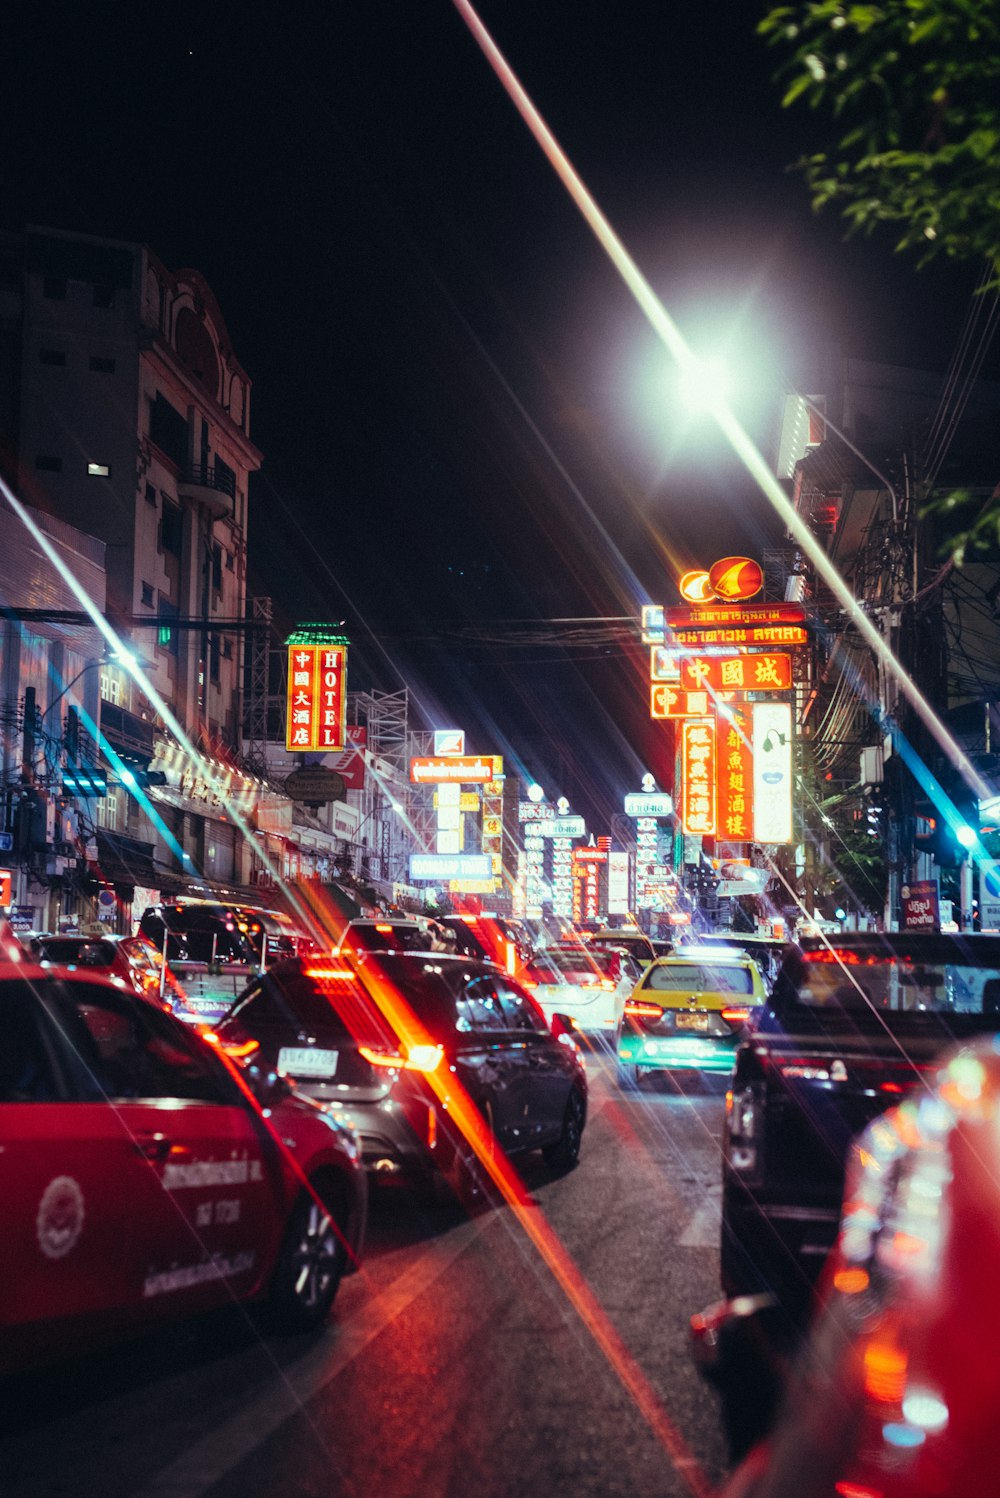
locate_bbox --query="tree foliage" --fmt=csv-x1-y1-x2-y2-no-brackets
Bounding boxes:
759,0,1000,286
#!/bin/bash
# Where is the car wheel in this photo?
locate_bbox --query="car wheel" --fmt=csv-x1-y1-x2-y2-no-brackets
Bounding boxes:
616,1059,640,1091
440,1101,496,1212
542,1086,586,1171
267,1178,348,1333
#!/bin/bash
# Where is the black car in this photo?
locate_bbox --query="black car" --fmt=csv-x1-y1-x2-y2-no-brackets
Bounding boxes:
721,932,1000,1318
216,951,588,1199
139,901,257,964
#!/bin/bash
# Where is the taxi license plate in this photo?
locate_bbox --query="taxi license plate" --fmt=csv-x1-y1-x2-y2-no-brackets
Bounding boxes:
277,1046,339,1078
674,1013,708,1032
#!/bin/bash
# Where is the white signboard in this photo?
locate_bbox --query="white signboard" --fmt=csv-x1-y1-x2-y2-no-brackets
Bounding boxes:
535,816,586,838
608,851,630,914
410,853,491,882
434,729,465,756
518,802,555,822
979,860,1000,931
752,702,793,844
624,792,674,818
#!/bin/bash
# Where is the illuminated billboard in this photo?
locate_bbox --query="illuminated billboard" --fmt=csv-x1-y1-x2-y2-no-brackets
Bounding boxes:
651,684,710,719
680,653,792,693
681,719,717,836
717,711,754,841
410,756,494,783
672,625,808,648
410,853,492,881
666,603,805,628
752,702,793,844
286,640,347,752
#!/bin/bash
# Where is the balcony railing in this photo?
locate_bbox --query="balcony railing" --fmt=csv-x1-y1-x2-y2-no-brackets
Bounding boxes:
177,465,235,518
99,702,156,764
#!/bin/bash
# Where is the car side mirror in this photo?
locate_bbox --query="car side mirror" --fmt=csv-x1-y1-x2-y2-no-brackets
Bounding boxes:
244,1062,293,1108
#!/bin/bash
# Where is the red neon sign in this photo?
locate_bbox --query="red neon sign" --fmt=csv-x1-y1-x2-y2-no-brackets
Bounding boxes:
681,719,717,837
716,714,754,842
680,653,792,692
286,643,347,752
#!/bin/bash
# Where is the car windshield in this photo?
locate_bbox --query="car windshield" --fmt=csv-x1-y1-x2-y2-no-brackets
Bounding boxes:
645,962,754,995
793,948,1000,1013
32,938,116,966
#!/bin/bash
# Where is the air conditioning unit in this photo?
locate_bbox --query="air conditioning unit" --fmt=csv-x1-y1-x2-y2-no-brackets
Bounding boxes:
860,746,884,788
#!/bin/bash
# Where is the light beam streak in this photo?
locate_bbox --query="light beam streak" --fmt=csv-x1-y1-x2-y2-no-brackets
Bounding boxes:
453,0,993,819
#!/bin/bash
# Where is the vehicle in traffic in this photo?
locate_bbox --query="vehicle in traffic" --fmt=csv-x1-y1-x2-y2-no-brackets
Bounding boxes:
717,1036,1000,1496
584,927,658,968
522,944,643,1038
139,900,259,964
0,964,366,1373
216,951,588,1196
29,932,165,1001
684,931,787,992
332,917,434,956
720,932,1000,1322
438,912,533,972
616,952,766,1090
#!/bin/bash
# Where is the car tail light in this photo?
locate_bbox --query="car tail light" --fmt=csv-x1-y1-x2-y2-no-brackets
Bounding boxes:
583,978,616,991
375,923,393,933
359,1042,444,1074
200,1030,260,1063
726,1083,764,1182
625,999,664,1019
721,1006,751,1024
305,966,355,981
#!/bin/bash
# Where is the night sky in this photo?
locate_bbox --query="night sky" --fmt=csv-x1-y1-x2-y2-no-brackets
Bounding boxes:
5,1,993,826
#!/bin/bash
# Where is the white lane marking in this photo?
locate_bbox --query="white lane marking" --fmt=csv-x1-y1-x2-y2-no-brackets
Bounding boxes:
138,1215,488,1498
678,1185,721,1249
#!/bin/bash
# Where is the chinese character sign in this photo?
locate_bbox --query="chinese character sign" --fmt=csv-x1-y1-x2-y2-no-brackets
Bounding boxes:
286,644,347,752
680,653,792,693
681,719,717,837
717,714,754,842
651,684,709,719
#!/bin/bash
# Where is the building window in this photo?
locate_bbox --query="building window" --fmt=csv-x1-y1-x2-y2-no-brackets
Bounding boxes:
35,455,62,472
222,636,233,660
210,634,221,684
96,791,118,830
43,277,67,300
87,462,111,478
149,392,189,469
160,501,182,556
158,600,179,656
39,348,67,366
92,285,115,308
211,543,222,593
89,355,116,374
99,672,123,705
225,548,234,571
141,581,155,608
145,482,157,505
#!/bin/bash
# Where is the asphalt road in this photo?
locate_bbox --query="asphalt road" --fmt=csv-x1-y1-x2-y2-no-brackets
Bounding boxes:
2,1056,732,1498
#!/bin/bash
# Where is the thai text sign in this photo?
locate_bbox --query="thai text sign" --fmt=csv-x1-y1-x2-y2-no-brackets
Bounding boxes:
717,714,754,842
752,702,793,844
286,643,347,752
681,719,717,837
681,653,792,693
666,603,805,628
902,879,940,932
410,756,494,783
673,625,808,648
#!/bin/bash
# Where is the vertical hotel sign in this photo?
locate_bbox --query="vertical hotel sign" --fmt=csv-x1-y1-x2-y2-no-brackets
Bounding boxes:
752,702,793,844
681,720,717,836
286,634,348,752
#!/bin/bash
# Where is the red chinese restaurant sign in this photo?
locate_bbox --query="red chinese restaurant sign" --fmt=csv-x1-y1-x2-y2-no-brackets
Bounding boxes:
672,624,808,648
651,684,710,719
680,653,792,693
286,643,347,752
717,714,754,842
681,719,717,836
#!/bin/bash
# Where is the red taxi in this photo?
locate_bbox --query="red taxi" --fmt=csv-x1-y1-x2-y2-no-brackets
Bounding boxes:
0,964,366,1373
29,933,166,1003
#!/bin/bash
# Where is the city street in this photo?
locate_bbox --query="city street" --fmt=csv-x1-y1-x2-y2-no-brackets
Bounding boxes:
2,1056,730,1498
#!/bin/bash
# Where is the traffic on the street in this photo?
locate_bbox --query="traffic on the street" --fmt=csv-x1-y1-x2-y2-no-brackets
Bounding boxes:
4,2,1000,1495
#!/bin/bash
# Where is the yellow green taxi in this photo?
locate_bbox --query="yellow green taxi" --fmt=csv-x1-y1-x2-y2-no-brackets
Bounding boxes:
616,951,766,1089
